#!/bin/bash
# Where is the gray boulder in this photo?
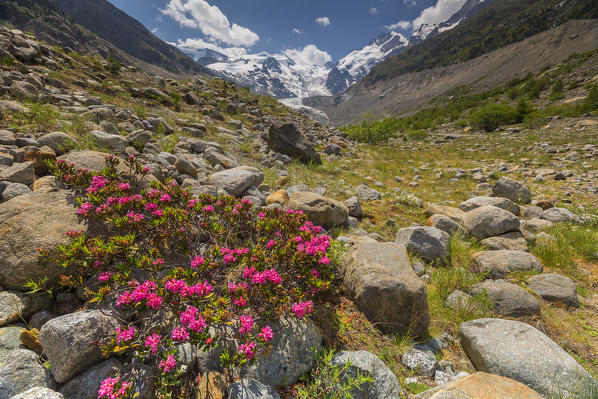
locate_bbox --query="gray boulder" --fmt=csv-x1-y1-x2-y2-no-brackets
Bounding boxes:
427,214,463,235
0,162,35,185
480,232,528,252
341,238,429,336
267,123,321,165
59,359,123,399
460,318,598,398
0,291,45,327
91,130,127,153
287,192,348,229
0,191,86,289
38,132,76,155
58,151,125,173
228,378,280,399
11,387,64,399
207,166,264,197
492,177,532,204
395,226,450,266
81,107,114,123
1,183,32,201
10,81,39,101
401,347,440,377
542,207,584,225
0,326,25,363
345,196,362,218
174,158,197,178
38,310,120,383
471,250,543,278
462,206,520,239
470,281,540,317
355,184,382,201
0,349,54,398
459,196,520,216
0,130,16,146
331,350,403,398
527,274,579,307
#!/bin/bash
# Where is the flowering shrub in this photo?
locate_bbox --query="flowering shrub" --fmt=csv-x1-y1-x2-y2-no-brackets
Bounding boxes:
42,155,336,398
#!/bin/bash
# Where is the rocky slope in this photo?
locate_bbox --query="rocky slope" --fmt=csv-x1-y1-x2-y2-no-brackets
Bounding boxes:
0,27,597,399
310,19,598,125
0,0,207,76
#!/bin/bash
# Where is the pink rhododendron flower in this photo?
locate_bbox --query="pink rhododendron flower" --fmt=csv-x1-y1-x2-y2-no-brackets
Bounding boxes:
98,377,131,399
159,354,177,373
266,240,276,249
144,333,161,355
238,341,256,360
188,315,207,333
159,194,171,202
190,255,204,268
171,327,190,343
118,183,130,190
292,301,314,319
115,326,136,344
258,325,274,343
98,271,114,282
238,315,254,336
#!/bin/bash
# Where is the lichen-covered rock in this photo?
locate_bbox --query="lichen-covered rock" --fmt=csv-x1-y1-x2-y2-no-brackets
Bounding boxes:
59,359,123,399
38,310,120,383
471,250,543,279
462,206,520,239
287,192,348,229
207,166,264,197
228,378,280,399
492,177,531,204
0,349,54,398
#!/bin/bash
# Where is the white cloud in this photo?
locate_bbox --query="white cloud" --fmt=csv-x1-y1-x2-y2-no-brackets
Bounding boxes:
292,28,302,34
284,44,332,66
172,37,248,59
369,7,379,14
315,16,331,26
161,0,259,47
151,27,159,34
386,20,412,30
403,0,418,6
412,0,467,28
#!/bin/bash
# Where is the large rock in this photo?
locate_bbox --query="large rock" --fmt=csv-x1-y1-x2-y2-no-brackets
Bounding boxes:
0,326,25,363
0,162,35,185
527,274,579,307
207,166,264,197
0,349,54,398
0,191,86,289
199,318,321,387
1,182,32,201
542,207,584,225
0,291,45,327
425,204,465,225
395,226,450,266
480,232,528,252
287,192,348,229
58,151,132,175
330,351,402,399
427,214,463,235
38,132,77,156
462,206,520,239
460,319,598,398
11,387,64,399
38,310,120,383
471,250,543,278
267,123,321,165
91,130,127,153
354,184,382,201
413,372,543,399
492,177,531,204
470,281,540,317
59,359,123,399
228,378,280,399
341,238,429,336
459,196,520,216
10,81,39,101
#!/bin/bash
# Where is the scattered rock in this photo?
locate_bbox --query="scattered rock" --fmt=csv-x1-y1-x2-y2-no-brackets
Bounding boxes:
462,205,520,239
0,349,54,398
11,387,65,399
542,207,584,225
196,371,227,399
459,196,520,216
471,250,543,278
470,281,540,317
341,238,429,336
0,161,35,185
38,310,120,383
492,177,531,204
207,166,264,197
266,189,289,205
402,347,439,377
287,192,348,229
59,359,123,399
91,130,127,152
228,378,280,399
0,291,45,327
480,232,528,251
427,214,463,235
527,274,579,307
267,123,321,165
355,184,381,201
331,350,403,398
395,226,450,266
460,318,598,398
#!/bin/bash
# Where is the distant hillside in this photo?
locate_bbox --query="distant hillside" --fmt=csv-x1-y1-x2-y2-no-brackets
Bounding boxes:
365,0,598,85
0,0,207,76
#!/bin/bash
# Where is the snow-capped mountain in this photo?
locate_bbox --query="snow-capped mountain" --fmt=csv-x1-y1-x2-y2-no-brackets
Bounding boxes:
410,0,494,44
190,0,494,99
326,31,409,95
208,52,332,98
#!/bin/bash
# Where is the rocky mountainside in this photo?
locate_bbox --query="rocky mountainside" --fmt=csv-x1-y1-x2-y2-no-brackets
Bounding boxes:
0,0,207,76
0,26,597,399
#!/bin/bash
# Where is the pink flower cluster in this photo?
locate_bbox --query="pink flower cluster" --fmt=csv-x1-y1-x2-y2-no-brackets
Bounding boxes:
159,354,177,373
190,255,204,268
115,326,136,344
165,279,213,298
144,333,161,355
98,377,131,399
125,211,144,223
238,315,254,335
179,306,208,333
87,175,109,193
238,341,256,360
171,326,190,343
292,301,314,319
116,281,162,309
258,325,274,343
98,271,114,282
243,268,283,285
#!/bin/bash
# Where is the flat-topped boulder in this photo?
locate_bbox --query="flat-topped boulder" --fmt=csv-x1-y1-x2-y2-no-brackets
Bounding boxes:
471,250,543,279
342,238,429,337
287,192,348,229
462,206,520,239
470,281,540,317
492,177,531,204
527,274,579,307
459,196,520,216
460,319,598,398
207,166,264,197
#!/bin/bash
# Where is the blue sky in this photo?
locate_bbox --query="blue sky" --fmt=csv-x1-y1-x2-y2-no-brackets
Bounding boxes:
107,0,467,63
